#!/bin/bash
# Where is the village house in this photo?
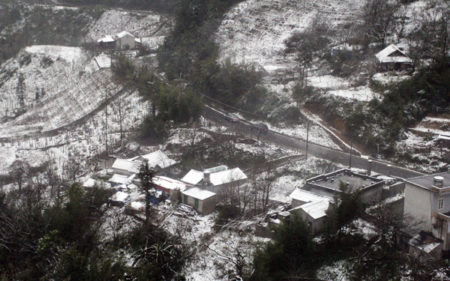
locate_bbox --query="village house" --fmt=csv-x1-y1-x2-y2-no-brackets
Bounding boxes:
108,173,131,187
139,150,178,175
375,44,414,72
293,199,330,235
304,169,385,205
97,31,140,50
152,175,189,199
181,165,247,199
181,187,216,215
404,172,450,258
112,158,140,176
289,188,326,208
288,188,331,234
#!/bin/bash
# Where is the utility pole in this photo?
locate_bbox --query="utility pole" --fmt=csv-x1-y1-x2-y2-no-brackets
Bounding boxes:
104,88,109,154
305,120,310,160
349,138,353,169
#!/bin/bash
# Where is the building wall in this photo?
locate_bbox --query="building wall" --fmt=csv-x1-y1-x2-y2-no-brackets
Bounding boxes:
200,196,216,215
297,210,326,235
360,183,383,205
382,181,405,199
116,35,135,49
112,167,134,176
404,183,433,232
182,194,216,215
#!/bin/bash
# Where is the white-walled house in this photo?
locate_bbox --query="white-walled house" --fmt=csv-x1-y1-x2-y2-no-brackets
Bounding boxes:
181,187,216,215
404,172,450,255
98,31,139,50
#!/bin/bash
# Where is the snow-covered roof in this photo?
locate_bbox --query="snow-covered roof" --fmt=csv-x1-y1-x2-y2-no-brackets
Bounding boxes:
420,242,441,254
116,31,134,39
111,191,129,202
94,53,111,69
181,167,247,186
82,178,96,188
182,169,204,185
109,174,130,185
141,150,177,169
210,167,247,186
299,199,330,220
182,187,216,200
112,159,140,174
131,201,144,211
289,188,325,203
375,44,412,64
97,35,115,43
153,176,188,191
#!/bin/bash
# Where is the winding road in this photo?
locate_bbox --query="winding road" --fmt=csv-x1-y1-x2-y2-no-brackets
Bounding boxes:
203,106,423,179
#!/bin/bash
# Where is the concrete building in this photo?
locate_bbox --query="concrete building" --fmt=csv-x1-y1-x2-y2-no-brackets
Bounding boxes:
304,169,385,204
289,188,326,208
295,199,330,235
404,172,450,255
181,187,216,215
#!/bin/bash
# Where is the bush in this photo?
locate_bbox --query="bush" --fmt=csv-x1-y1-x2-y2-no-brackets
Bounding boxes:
214,204,240,229
251,214,316,281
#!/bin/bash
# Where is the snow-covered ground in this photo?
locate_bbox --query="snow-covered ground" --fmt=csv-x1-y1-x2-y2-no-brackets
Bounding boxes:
215,0,366,101
268,122,342,150
86,9,172,44
0,45,118,136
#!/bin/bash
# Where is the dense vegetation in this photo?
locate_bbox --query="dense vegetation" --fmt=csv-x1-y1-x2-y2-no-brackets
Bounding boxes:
0,176,188,280
60,0,180,13
112,55,203,140
251,188,366,280
345,56,450,154
158,0,266,109
251,186,448,280
0,3,101,65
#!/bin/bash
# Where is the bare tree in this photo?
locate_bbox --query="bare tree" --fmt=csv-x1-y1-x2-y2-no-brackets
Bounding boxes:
362,0,399,47
9,160,30,191
410,9,448,61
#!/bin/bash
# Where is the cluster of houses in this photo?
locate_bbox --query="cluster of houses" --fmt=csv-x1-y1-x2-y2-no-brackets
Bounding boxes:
269,168,450,260
84,149,449,259
84,150,248,215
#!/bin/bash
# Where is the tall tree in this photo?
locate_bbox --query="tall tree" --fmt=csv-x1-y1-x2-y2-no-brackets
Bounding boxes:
137,162,155,225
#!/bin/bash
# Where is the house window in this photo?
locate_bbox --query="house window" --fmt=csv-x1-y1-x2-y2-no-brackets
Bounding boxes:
438,198,444,210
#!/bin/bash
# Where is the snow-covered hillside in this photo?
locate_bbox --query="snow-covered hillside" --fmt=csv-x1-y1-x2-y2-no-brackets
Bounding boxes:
0,45,119,137
86,9,172,48
0,4,174,175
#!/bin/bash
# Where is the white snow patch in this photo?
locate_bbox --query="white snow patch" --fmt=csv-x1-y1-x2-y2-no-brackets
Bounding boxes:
25,45,86,64
327,86,379,102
